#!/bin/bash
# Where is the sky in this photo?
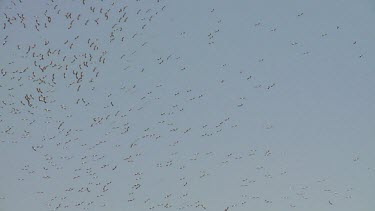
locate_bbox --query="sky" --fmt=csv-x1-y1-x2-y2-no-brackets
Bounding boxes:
0,0,375,210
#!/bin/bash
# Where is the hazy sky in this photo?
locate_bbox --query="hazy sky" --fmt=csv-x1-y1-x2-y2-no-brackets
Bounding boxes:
1,0,375,210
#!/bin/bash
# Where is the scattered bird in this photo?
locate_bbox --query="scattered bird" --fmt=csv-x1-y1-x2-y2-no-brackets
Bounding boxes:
0,0,370,210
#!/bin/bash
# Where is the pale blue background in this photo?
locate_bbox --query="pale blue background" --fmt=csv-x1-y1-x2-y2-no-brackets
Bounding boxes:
1,0,374,210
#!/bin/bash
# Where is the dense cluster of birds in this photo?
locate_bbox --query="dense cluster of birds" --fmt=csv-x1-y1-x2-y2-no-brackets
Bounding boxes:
0,0,373,210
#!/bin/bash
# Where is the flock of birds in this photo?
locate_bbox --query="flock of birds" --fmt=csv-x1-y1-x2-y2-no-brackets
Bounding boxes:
0,0,374,210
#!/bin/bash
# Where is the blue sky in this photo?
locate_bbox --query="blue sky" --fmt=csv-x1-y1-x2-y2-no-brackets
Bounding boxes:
1,0,374,210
